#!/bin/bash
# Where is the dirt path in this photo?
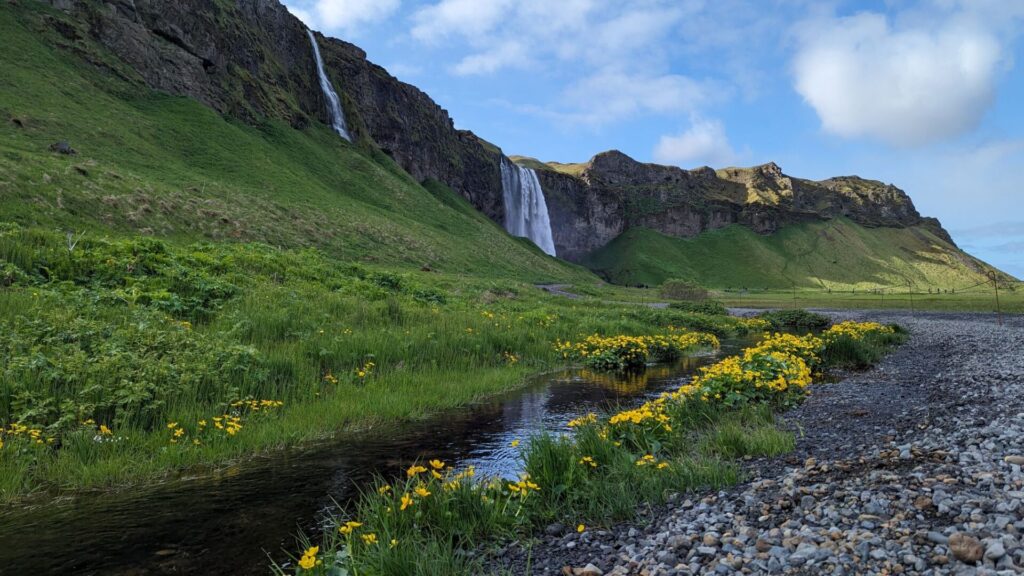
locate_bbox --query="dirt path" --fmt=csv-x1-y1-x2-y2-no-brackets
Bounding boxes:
493,311,1024,575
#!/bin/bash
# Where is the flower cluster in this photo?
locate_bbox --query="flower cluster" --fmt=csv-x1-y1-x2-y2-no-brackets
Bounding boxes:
823,321,894,342
1,422,54,450
166,399,283,445
555,331,719,371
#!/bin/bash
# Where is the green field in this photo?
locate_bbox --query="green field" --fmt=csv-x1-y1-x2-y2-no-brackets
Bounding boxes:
584,219,1008,291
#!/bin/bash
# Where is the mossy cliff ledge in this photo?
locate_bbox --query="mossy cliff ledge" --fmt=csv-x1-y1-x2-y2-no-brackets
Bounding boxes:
532,151,953,262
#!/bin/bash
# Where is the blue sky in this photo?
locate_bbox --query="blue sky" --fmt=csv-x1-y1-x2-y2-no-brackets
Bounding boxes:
284,0,1024,278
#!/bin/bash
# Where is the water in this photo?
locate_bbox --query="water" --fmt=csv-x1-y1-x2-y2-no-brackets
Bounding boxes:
0,340,748,575
501,158,557,256
306,29,351,141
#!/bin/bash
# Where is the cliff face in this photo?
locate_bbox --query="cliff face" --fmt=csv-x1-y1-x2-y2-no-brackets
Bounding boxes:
532,151,942,262
37,0,951,263
41,0,508,222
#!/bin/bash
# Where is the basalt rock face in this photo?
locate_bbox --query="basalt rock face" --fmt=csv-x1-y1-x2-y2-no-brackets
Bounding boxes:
40,0,507,222
530,151,946,262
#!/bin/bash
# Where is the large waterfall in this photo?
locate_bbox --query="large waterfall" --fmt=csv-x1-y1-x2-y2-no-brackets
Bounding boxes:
306,30,352,141
500,158,557,256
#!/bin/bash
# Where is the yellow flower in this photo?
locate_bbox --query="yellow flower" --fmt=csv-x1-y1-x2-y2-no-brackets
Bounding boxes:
510,439,520,448
400,493,414,511
174,428,185,438
339,521,362,535
579,456,597,468
429,459,446,470
415,486,431,498
406,465,427,477
166,422,178,430
99,424,112,436
377,484,392,495
657,462,669,470
390,539,398,548
298,546,319,570
577,524,585,533
361,533,378,545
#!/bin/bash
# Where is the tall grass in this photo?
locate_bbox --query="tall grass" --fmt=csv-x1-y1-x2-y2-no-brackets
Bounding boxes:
0,225,758,501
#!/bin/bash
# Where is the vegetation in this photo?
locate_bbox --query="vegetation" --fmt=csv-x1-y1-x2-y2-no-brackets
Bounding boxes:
585,220,1010,290
278,323,902,575
659,278,709,300
757,309,832,332
0,224,768,501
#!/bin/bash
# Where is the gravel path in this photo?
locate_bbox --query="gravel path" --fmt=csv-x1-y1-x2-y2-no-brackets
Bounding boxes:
493,311,1024,575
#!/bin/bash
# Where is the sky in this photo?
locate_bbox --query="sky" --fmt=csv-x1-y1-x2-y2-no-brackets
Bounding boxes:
283,0,1024,279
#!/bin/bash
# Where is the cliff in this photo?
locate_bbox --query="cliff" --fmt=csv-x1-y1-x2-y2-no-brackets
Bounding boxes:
35,0,955,264
529,151,950,261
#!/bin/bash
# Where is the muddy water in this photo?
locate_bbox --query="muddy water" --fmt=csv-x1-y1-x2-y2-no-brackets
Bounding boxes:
0,340,748,575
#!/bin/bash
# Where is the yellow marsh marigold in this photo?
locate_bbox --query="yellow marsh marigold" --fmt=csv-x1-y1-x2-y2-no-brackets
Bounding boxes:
361,533,378,545
339,521,362,535
400,493,414,511
406,464,427,477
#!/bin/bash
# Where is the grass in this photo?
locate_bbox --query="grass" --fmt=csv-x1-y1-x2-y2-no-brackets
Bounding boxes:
584,219,1012,291
0,225,765,502
279,324,902,575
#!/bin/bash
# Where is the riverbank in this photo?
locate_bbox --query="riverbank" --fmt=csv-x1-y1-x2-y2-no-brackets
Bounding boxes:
282,321,902,575
496,311,1024,575
0,228,764,502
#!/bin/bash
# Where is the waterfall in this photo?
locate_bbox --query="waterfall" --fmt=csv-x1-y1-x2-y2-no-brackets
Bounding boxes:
500,158,557,256
306,30,351,141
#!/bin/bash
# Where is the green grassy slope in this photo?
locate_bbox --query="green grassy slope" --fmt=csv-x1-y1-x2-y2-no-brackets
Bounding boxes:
584,219,1005,291
0,5,585,283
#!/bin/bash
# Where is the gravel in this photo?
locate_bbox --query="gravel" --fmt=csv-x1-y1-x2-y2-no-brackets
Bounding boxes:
491,311,1024,575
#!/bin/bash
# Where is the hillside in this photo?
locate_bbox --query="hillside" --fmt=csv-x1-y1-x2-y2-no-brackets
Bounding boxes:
0,3,585,282
584,219,1001,290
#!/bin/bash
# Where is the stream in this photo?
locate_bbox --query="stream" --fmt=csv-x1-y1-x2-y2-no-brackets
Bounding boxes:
0,338,749,575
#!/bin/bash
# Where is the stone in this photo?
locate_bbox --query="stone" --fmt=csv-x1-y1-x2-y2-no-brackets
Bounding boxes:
949,533,984,564
579,563,603,576
1005,455,1024,466
546,523,566,536
49,140,76,155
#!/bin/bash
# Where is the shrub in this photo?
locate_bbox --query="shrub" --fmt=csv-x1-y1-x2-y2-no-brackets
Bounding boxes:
756,309,831,332
659,279,708,301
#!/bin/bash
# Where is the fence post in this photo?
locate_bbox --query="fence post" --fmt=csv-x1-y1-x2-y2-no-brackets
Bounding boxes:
991,273,1003,326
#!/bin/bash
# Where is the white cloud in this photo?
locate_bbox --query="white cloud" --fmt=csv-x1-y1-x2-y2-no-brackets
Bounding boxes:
411,0,514,44
452,41,528,75
285,0,400,35
653,117,738,167
558,71,717,126
792,11,1005,146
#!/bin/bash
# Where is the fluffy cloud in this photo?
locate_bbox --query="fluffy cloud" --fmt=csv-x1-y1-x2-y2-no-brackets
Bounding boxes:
792,11,1005,146
285,0,400,35
653,117,738,167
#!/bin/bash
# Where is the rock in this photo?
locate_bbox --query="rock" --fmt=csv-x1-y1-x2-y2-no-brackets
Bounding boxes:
49,140,76,155
545,523,566,536
579,563,603,576
984,541,1006,561
1005,455,1024,466
949,532,984,564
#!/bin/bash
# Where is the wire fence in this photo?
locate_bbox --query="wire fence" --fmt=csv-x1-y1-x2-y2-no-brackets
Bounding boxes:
719,277,1022,322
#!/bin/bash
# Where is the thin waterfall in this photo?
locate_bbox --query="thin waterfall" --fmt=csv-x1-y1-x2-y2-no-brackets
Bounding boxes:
306,29,351,141
500,158,557,256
